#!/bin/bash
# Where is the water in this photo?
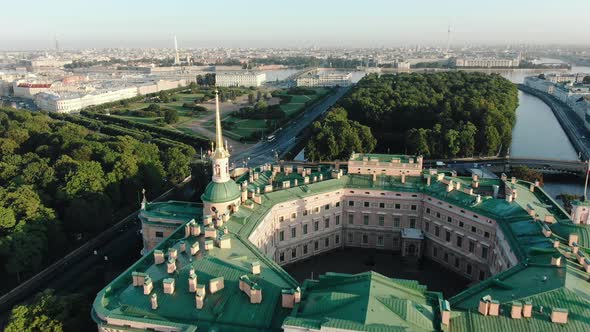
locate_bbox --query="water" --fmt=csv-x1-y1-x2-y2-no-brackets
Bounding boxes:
509,91,578,160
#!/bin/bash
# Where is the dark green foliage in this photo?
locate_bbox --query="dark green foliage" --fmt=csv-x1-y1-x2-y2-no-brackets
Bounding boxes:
338,72,518,158
164,109,179,124
306,107,376,161
0,107,191,283
4,289,93,332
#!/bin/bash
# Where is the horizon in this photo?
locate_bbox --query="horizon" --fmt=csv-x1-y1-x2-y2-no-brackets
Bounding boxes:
2,0,590,50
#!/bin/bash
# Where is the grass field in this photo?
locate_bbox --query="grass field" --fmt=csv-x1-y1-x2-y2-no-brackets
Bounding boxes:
198,88,330,141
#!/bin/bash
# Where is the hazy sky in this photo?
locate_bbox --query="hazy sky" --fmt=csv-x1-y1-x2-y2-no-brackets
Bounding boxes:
2,0,589,49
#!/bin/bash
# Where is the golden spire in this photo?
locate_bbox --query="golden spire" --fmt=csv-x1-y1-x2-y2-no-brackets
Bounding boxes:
215,90,224,153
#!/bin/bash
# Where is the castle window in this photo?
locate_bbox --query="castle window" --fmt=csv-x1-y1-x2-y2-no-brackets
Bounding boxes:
303,245,308,254
394,217,401,228
335,215,340,225
411,205,417,211
303,224,308,235
155,231,164,238
379,202,385,208
469,241,475,253
435,226,440,237
279,231,284,241
348,232,353,242
348,200,355,207
409,218,416,228
484,231,490,238
325,218,330,228
348,214,354,224
324,204,330,210
335,235,340,244
314,221,319,231
456,236,463,248
481,246,489,259
314,241,319,251
362,234,368,244
445,231,451,242
363,215,369,225
364,201,370,207
291,228,296,238
378,215,385,226
325,238,330,247
292,249,297,259
291,213,297,219
280,252,285,262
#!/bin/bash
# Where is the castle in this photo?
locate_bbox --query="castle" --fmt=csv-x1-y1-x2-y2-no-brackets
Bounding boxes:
92,91,590,331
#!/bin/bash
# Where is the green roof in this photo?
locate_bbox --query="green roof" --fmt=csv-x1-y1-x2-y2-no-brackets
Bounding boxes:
201,180,241,203
283,271,441,332
95,159,590,332
93,216,298,332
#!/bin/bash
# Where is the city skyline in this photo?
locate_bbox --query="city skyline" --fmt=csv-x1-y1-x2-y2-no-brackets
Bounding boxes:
2,0,590,49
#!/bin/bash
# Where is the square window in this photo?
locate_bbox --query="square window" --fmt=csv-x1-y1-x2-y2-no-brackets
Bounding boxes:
411,205,417,211
379,202,385,208
348,201,354,207
426,208,431,214
303,210,308,216
484,231,490,238
377,236,384,246
279,216,285,222
395,203,401,209
335,202,340,207
459,221,464,228
364,201,370,208
325,204,330,210
155,231,164,238
471,226,477,233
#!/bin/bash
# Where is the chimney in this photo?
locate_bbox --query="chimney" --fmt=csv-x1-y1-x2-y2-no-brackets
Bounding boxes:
523,301,533,318
312,175,317,182
203,215,213,226
551,308,568,324
195,285,206,309
572,244,579,255
190,222,201,236
489,300,500,316
472,174,479,181
294,287,301,303
476,195,482,204
542,224,552,237
534,179,540,187
294,179,299,186
282,289,296,308
151,293,158,310
501,173,507,181
426,175,431,186
132,271,146,287
569,234,579,246
551,255,562,267
506,194,513,203
222,213,230,222
529,183,535,192
209,276,225,294
205,227,217,239
283,180,290,189
167,257,176,274
154,250,165,265
251,261,261,275
304,176,310,184
511,176,516,184
319,174,323,181
446,181,454,192
250,284,262,304
190,241,200,255
143,276,153,294
241,188,248,202
168,248,178,260
401,173,406,184
478,296,490,316
184,222,191,238
455,182,461,190
441,300,451,326
584,258,590,273
188,269,197,292
553,239,560,248
511,302,522,319
472,180,480,188
217,235,231,249
205,240,214,250
163,278,175,294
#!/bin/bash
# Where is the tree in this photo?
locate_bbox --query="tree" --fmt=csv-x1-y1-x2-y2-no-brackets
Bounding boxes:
583,76,590,84
444,129,461,157
511,166,543,185
256,90,263,101
164,109,179,124
63,161,106,198
145,104,160,113
248,93,255,105
405,128,430,156
163,148,191,184
0,206,16,231
306,107,375,161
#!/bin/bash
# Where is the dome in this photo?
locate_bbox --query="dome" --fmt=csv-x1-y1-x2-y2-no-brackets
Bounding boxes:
201,180,241,204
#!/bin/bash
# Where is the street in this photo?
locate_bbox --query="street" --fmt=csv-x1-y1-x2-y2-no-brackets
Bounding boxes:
231,86,350,167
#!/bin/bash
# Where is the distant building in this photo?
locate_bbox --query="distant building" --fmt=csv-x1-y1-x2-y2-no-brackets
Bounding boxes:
215,71,266,87
13,82,52,99
453,57,520,68
296,70,352,87
35,86,138,113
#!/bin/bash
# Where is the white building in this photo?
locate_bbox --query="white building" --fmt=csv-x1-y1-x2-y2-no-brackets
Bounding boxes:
296,71,352,87
453,58,520,68
35,86,138,113
215,71,266,87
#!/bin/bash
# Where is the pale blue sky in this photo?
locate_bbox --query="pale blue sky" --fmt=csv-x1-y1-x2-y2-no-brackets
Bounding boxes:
2,0,588,49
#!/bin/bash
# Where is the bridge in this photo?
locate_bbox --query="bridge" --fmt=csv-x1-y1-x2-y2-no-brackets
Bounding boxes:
423,157,587,176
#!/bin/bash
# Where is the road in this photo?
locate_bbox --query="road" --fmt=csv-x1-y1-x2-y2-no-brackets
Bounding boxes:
231,86,350,167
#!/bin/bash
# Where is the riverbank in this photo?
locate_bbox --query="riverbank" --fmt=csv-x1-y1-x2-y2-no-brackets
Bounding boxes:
517,84,589,159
